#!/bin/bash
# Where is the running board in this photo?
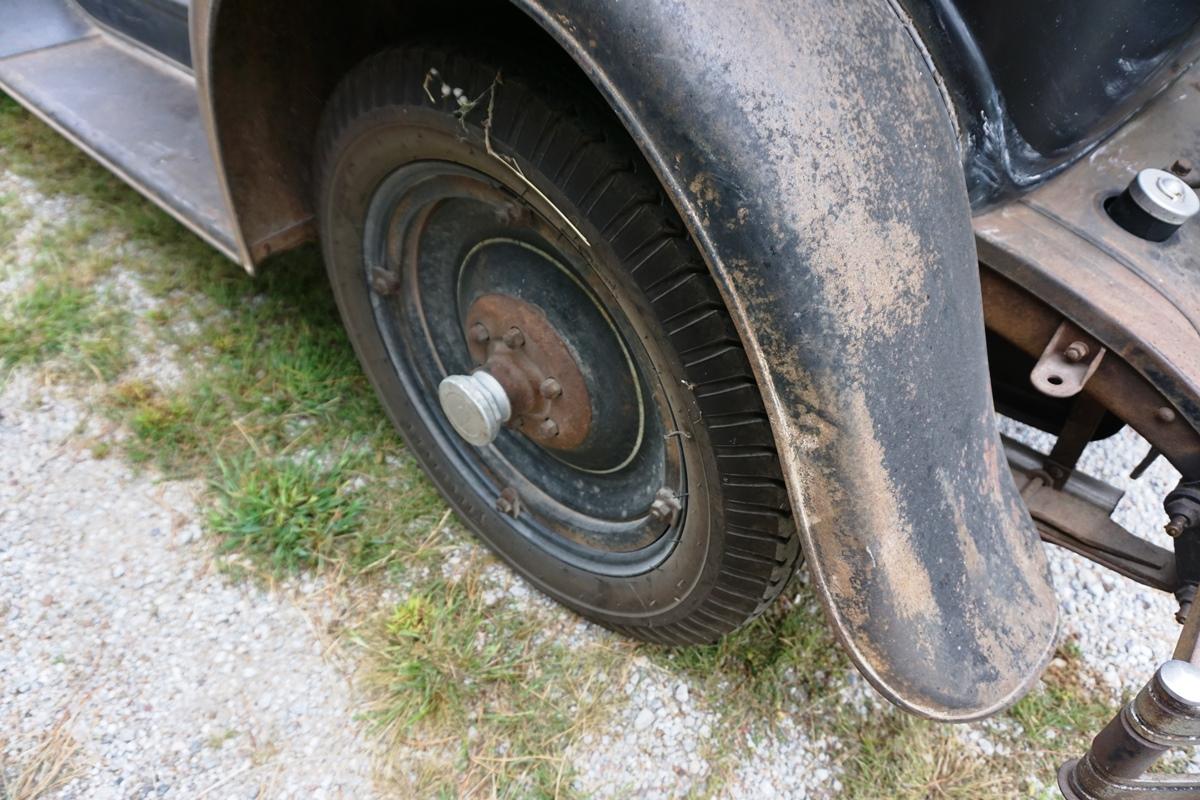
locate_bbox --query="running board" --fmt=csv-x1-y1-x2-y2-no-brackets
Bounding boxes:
0,0,238,260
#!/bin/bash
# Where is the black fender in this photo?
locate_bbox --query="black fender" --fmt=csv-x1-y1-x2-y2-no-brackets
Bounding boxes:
192,0,1059,719
509,0,1058,720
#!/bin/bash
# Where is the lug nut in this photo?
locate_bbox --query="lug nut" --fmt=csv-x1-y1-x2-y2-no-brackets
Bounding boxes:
539,378,562,399
1063,341,1089,363
648,488,682,525
470,322,490,343
503,327,525,349
1167,513,1191,538
495,202,532,227
369,266,401,297
496,487,520,518
1171,158,1194,178
538,418,559,438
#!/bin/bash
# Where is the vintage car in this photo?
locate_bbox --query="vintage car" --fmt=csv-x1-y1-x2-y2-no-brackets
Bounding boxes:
3,0,1199,795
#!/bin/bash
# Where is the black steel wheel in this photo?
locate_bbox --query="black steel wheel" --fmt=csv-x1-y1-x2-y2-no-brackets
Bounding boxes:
314,45,800,643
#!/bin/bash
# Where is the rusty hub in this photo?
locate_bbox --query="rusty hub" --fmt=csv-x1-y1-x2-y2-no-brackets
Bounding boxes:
464,293,592,450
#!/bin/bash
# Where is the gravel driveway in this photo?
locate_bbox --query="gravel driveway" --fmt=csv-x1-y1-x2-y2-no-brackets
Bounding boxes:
0,372,380,799
0,126,1193,798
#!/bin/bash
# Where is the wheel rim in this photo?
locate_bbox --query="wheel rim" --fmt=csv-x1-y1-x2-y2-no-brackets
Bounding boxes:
362,161,688,575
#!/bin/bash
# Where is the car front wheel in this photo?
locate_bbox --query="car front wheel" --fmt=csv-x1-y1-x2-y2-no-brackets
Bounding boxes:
314,45,800,644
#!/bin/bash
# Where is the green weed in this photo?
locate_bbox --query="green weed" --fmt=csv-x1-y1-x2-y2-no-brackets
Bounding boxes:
0,279,129,380
364,570,611,799
209,454,368,572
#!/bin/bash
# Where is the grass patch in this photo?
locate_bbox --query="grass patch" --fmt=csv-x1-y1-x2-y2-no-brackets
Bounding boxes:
838,712,1007,800
0,280,129,380
363,567,615,799
108,379,201,462
0,191,30,251
655,581,848,720
1005,638,1115,761
209,454,367,572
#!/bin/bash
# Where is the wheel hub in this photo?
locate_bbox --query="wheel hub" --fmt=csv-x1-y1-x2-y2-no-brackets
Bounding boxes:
439,293,592,449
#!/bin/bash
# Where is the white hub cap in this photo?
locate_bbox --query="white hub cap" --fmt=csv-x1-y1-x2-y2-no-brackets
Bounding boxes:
1130,168,1200,225
1158,660,1200,707
438,371,512,447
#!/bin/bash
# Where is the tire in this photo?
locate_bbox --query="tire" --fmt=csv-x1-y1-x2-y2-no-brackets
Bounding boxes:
314,45,800,644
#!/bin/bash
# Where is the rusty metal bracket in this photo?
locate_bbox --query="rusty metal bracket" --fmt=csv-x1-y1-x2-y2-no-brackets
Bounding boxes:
1021,477,1177,593
1046,394,1109,489
1031,321,1107,398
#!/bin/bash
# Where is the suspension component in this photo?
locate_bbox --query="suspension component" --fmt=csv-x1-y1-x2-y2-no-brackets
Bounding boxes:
1060,660,1200,799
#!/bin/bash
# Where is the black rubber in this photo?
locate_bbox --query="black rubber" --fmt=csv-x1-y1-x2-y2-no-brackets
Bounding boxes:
314,46,800,644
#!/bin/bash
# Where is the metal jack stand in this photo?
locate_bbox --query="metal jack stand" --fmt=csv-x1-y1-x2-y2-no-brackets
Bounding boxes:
1059,602,1200,798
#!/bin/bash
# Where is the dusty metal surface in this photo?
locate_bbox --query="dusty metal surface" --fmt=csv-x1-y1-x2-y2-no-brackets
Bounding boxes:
196,0,427,265
0,0,92,59
1004,436,1124,514
1016,474,1176,593
976,63,1200,463
1061,661,1200,798
74,0,191,67
186,0,251,267
901,0,1200,209
464,293,592,450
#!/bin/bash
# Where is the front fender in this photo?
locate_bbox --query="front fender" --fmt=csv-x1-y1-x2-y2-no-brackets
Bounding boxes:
517,0,1058,719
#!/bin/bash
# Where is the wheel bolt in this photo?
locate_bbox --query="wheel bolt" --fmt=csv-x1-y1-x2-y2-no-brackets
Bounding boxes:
649,488,682,525
503,327,525,349
496,487,520,517
470,322,490,343
1063,341,1089,363
539,378,562,399
1167,513,1190,538
538,418,559,438
495,202,532,227
369,266,401,297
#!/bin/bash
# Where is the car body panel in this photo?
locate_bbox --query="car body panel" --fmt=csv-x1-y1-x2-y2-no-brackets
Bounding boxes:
75,0,191,67
976,67,1200,477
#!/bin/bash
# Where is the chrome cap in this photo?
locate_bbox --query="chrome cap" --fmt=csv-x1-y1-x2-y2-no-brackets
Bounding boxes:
1130,168,1200,226
438,371,511,447
1157,660,1200,707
